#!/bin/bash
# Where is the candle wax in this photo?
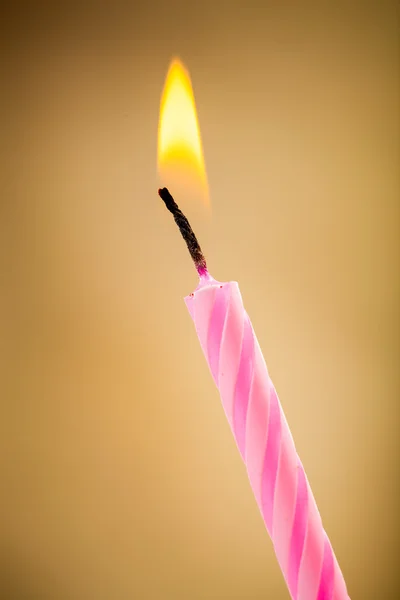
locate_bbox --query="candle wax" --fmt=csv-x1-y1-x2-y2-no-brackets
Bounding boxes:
185,274,349,600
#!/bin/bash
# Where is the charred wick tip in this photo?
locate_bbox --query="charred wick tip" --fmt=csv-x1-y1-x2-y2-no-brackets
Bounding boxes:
158,187,176,213
158,187,207,276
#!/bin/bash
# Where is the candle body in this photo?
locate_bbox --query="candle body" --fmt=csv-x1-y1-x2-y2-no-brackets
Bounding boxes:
185,276,349,600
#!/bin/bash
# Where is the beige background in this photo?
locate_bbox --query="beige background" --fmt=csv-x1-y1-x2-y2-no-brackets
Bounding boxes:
1,1,399,599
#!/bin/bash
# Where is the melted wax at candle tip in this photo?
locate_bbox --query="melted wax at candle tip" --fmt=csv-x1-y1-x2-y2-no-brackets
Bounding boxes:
191,269,223,294
198,268,214,284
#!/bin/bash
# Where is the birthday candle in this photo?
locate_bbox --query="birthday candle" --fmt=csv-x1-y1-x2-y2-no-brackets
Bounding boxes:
159,187,349,600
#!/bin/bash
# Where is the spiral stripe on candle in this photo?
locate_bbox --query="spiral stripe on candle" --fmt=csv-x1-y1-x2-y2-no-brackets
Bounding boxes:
218,285,245,428
273,416,299,579
288,464,309,599
187,282,349,600
207,286,230,385
297,490,325,600
317,535,335,600
261,383,281,536
233,315,254,460
245,338,271,507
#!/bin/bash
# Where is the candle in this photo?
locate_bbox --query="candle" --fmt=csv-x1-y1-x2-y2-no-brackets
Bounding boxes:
158,187,349,600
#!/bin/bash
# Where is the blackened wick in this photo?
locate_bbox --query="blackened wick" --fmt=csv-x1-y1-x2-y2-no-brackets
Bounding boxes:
158,187,208,275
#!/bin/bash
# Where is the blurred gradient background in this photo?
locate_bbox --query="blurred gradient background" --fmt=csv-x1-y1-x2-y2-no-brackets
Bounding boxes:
1,1,399,599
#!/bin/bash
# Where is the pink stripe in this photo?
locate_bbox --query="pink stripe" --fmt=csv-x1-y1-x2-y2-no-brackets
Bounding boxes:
207,285,230,385
232,315,254,460
272,417,298,579
260,384,281,535
192,287,217,357
218,284,245,427
297,488,324,600
288,465,308,599
245,342,271,506
317,534,335,600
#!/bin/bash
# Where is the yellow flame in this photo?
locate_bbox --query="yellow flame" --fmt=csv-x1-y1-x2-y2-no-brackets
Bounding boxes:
158,58,209,206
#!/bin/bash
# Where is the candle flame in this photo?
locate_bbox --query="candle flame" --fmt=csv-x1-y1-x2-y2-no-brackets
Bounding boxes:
158,58,209,207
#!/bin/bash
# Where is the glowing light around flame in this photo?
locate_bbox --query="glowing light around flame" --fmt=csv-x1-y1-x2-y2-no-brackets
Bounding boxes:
158,58,209,207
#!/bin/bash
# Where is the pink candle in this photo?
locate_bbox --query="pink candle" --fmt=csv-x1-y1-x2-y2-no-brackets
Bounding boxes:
159,187,349,600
